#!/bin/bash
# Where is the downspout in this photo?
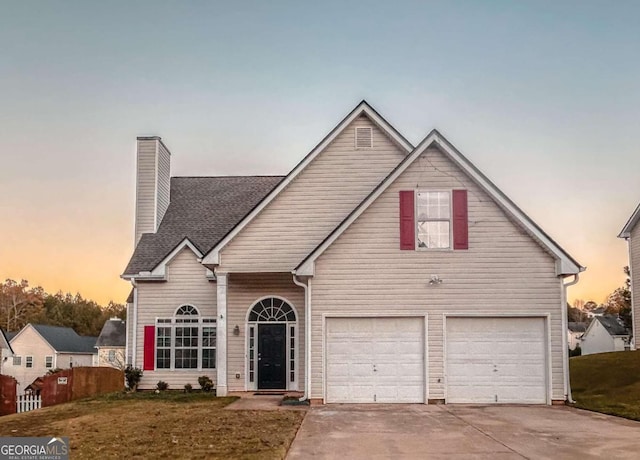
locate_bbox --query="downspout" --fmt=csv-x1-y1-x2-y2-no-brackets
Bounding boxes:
292,274,310,402
562,274,579,403
130,279,138,368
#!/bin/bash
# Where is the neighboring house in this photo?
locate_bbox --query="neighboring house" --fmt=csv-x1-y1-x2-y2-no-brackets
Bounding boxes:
586,307,606,318
3,324,98,393
567,322,587,350
619,205,640,349
0,328,14,375
580,315,630,355
122,101,583,405
96,318,126,368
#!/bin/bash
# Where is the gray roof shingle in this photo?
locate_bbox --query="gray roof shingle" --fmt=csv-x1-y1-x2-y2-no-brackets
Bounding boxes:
596,315,630,336
568,322,587,333
96,319,126,347
31,324,97,353
123,176,283,276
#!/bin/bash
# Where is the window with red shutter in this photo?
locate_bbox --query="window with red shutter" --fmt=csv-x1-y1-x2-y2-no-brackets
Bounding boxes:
143,325,155,371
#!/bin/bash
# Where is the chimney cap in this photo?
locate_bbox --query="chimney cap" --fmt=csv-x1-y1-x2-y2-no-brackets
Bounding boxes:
137,136,162,140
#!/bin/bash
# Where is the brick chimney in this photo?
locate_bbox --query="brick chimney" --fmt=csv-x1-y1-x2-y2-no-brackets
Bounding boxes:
134,136,171,245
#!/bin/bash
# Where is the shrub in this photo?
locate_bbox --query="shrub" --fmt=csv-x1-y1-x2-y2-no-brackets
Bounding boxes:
569,345,582,357
125,366,143,391
156,381,169,391
184,383,193,393
198,375,214,392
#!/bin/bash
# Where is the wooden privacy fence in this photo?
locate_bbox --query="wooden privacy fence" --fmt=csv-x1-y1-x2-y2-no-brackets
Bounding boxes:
42,367,124,407
17,394,41,413
0,375,17,416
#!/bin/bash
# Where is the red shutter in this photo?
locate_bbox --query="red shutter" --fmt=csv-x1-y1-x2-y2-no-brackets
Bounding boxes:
399,191,415,250
143,326,155,371
452,189,468,250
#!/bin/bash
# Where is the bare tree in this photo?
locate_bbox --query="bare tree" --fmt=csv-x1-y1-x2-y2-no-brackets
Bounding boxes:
0,279,44,331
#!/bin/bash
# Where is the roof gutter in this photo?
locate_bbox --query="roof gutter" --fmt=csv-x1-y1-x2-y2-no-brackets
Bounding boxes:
292,274,310,402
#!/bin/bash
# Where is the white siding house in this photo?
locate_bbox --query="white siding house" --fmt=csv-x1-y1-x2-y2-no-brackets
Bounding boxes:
580,316,630,356
122,101,583,403
3,324,97,393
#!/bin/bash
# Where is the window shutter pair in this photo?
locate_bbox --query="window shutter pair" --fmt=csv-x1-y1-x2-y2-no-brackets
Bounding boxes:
143,326,155,371
399,190,468,250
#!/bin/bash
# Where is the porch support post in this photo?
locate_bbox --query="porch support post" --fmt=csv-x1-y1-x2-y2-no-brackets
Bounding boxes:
216,273,228,396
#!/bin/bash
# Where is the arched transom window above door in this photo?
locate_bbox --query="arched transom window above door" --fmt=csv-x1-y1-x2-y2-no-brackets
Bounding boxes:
248,298,296,322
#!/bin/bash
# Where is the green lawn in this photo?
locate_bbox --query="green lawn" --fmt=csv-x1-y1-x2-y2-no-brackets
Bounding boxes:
0,392,305,459
570,350,640,421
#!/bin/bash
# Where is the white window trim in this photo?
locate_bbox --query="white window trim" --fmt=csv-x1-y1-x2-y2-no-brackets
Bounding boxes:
25,356,33,368
45,355,53,368
416,189,453,251
13,356,21,366
155,308,216,371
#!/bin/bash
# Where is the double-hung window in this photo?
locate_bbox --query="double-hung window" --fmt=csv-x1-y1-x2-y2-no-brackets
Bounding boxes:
45,356,53,368
26,356,33,368
155,305,216,370
417,191,451,249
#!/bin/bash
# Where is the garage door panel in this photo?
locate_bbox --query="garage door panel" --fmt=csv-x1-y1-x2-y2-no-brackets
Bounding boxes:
326,317,424,403
446,317,547,404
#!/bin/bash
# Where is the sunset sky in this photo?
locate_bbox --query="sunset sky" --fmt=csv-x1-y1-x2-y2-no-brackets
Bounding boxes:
1,1,638,306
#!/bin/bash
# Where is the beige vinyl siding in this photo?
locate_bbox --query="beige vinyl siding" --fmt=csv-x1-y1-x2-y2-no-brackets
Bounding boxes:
156,141,171,228
135,247,217,390
310,146,564,401
97,347,126,368
134,139,158,244
226,273,305,392
126,301,134,364
4,326,57,393
219,115,406,272
630,223,640,345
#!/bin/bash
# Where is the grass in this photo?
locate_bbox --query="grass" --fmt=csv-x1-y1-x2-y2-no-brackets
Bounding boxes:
0,391,305,459
570,350,640,421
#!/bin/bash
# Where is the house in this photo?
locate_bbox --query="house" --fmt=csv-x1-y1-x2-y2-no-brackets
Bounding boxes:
568,322,587,350
586,306,606,318
2,324,98,393
121,101,583,404
95,318,126,368
580,315,630,355
0,328,14,375
619,205,640,348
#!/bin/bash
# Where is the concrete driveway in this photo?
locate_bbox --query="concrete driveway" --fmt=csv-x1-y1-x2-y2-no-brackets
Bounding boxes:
287,404,640,459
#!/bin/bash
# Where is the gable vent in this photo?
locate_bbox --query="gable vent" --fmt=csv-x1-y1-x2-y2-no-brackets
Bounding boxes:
355,127,373,149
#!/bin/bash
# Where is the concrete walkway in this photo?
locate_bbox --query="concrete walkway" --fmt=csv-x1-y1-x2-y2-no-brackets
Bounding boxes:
287,404,640,459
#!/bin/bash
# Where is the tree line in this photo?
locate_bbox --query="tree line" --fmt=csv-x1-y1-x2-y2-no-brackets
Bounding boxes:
0,279,126,336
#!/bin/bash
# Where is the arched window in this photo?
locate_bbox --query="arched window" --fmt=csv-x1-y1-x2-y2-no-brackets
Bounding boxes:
176,305,199,316
248,298,296,322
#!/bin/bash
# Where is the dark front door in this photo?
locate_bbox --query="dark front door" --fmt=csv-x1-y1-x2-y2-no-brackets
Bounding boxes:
258,323,286,389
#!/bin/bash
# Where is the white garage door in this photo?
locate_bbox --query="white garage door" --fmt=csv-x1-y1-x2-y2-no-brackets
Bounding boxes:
446,317,547,404
326,317,424,403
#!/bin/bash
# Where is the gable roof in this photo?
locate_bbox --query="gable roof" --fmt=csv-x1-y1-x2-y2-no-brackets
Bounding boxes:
122,175,283,276
11,324,98,354
619,202,640,238
201,100,414,266
296,129,583,277
0,328,14,355
96,319,126,348
568,322,587,333
592,315,630,337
